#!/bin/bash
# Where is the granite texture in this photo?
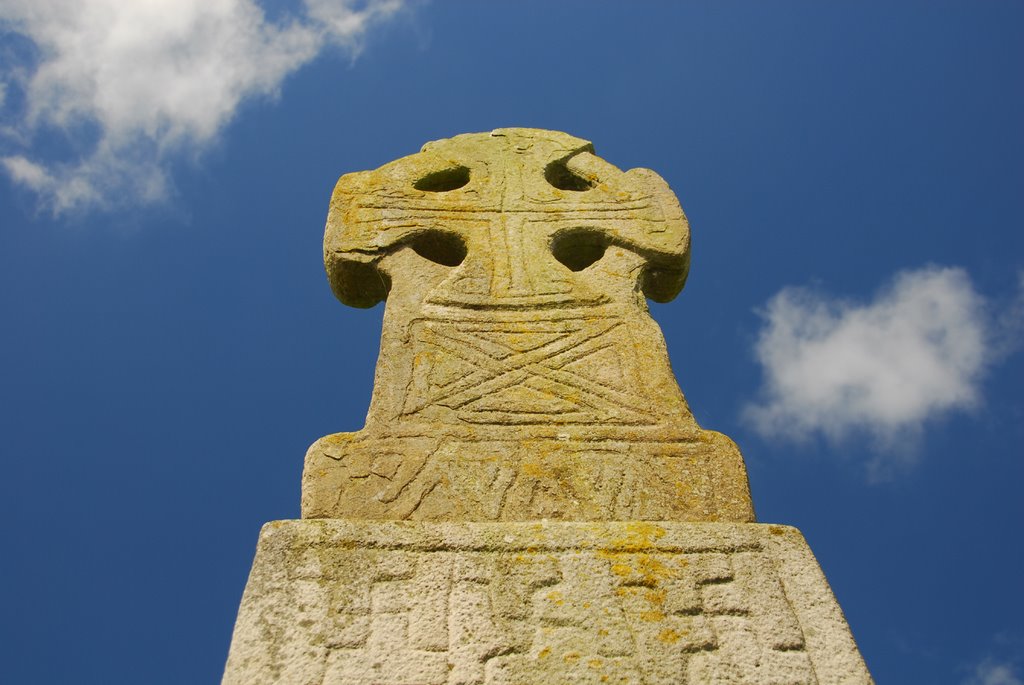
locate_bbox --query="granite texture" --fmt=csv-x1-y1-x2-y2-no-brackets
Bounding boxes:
223,520,872,685
222,129,872,684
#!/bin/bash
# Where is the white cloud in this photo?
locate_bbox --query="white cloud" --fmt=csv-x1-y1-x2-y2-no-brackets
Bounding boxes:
965,659,1024,685
743,266,993,470
0,0,406,214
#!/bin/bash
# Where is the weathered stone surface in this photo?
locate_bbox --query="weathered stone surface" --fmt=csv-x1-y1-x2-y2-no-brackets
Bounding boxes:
223,520,872,685
302,128,754,522
222,129,872,684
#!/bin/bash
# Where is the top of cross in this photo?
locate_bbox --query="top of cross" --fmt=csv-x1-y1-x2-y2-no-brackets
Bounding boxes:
323,128,691,310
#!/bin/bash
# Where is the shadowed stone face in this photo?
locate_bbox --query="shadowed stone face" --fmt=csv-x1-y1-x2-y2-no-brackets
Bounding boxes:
303,128,754,523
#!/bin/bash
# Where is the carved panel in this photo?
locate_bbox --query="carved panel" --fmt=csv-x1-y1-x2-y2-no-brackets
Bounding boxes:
223,522,873,685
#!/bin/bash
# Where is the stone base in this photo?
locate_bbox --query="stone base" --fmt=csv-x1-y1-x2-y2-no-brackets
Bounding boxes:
222,521,872,684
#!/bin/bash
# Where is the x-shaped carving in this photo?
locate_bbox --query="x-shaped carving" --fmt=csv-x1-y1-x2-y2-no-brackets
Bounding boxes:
403,317,652,423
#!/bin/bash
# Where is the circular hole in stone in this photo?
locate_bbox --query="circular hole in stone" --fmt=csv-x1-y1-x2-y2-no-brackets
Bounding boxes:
413,166,470,192
551,229,608,271
409,230,467,267
544,159,594,191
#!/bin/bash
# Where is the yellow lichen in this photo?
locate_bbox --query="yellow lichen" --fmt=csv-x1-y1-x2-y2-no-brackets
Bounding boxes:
658,628,681,643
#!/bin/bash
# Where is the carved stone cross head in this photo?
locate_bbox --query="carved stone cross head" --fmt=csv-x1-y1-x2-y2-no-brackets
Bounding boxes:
303,129,754,524
324,128,690,311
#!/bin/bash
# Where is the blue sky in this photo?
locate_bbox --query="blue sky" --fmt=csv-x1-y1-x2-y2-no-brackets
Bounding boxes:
1,2,1022,683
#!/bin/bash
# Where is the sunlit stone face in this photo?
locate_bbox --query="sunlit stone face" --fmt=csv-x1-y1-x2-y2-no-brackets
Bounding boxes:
223,130,872,685
303,128,754,523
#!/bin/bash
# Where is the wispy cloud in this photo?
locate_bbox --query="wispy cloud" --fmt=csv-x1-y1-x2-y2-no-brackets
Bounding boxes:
742,265,1019,475
963,636,1024,685
965,659,1024,685
0,0,406,215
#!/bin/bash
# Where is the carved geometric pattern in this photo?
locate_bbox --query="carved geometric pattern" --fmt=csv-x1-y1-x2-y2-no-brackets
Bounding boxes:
314,437,751,523
284,531,816,684
402,315,654,426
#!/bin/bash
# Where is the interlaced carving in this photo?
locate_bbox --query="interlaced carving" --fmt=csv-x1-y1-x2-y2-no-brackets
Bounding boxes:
302,129,754,523
222,131,872,685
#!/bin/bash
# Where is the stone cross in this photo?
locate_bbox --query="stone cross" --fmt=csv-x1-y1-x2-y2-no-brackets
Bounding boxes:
303,129,753,522
223,130,873,685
